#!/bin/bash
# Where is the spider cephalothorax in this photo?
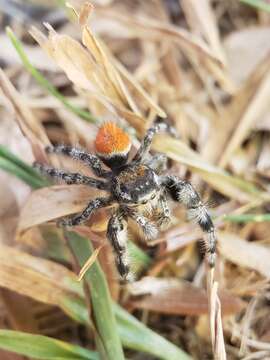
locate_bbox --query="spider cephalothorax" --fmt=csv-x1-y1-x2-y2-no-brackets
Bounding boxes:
34,121,216,280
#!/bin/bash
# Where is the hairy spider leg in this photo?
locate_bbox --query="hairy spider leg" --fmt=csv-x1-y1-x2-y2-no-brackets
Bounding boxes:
144,153,168,174
107,209,131,280
59,197,113,227
46,145,111,178
126,208,158,242
163,176,216,267
133,122,175,163
34,162,108,190
156,193,171,229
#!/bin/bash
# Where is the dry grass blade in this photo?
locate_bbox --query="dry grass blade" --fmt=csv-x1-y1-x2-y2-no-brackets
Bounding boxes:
97,9,223,67
0,68,50,163
181,0,225,65
78,244,104,282
208,271,227,360
78,1,94,26
219,70,270,167
153,136,264,203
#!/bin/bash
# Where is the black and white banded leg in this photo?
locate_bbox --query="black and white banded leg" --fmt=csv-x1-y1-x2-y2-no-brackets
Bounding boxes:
107,209,131,280
163,175,216,267
46,145,111,178
145,153,168,174
59,197,112,227
156,194,171,229
127,208,158,242
34,163,107,190
133,122,176,163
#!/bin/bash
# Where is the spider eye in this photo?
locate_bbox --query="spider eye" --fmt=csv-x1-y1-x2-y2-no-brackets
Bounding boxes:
150,194,156,200
142,199,148,205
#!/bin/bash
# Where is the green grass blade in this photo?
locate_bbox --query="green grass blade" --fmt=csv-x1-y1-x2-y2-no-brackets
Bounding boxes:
0,330,99,360
6,27,98,124
0,145,48,184
224,213,270,223
114,303,191,360
60,232,191,360
66,231,125,360
240,0,270,12
0,157,48,189
127,240,152,274
61,294,191,360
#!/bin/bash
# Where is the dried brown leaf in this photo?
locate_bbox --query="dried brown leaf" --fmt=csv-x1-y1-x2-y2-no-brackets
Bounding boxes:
1,289,39,333
219,231,270,278
17,185,102,236
128,277,244,316
0,244,77,306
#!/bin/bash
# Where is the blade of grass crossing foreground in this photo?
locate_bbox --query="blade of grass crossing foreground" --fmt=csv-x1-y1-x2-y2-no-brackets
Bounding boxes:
0,145,49,188
0,145,48,187
0,145,42,179
240,0,270,12
0,330,99,360
115,303,191,360
60,243,191,360
127,239,152,274
224,213,270,223
6,27,98,124
66,231,125,360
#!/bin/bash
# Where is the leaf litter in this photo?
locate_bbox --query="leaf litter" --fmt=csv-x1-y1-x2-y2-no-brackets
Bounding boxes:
0,1,270,359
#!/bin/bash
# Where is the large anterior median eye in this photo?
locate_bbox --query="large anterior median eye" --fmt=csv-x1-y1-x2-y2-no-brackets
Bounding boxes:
150,193,156,200
142,199,148,205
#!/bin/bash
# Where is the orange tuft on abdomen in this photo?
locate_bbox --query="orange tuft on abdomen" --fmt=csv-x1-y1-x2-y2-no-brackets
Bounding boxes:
95,122,131,156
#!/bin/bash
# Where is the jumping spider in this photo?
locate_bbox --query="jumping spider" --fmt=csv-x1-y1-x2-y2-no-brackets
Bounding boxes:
34,121,216,280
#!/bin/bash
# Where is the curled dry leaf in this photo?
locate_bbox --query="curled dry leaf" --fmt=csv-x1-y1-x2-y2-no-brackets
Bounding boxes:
219,231,270,278
17,185,103,236
128,277,244,316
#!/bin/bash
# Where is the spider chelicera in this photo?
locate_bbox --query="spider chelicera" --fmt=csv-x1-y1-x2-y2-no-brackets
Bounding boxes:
34,121,216,280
